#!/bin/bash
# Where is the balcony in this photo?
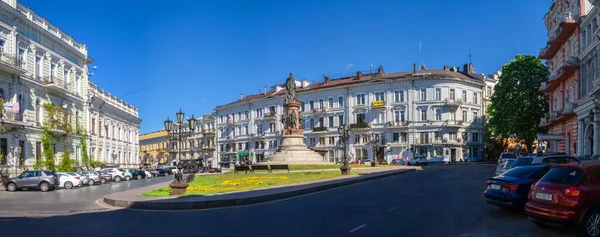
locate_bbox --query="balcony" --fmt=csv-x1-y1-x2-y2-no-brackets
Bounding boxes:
202,129,216,136
387,121,409,128
443,98,462,108
265,112,277,120
0,52,25,75
350,122,370,129
0,109,26,129
226,119,237,126
539,117,549,127
563,102,577,114
226,136,234,141
312,126,329,133
539,81,554,93
445,120,464,128
539,12,578,60
41,77,71,94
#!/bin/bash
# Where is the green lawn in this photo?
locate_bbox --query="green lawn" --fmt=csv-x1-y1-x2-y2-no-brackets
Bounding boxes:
286,164,390,171
142,171,358,197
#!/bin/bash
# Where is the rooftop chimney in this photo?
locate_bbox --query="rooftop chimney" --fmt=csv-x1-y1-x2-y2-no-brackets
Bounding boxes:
463,63,474,75
377,65,384,76
450,67,457,72
323,75,330,83
443,65,450,71
264,86,267,94
413,64,417,74
357,71,363,80
240,94,244,100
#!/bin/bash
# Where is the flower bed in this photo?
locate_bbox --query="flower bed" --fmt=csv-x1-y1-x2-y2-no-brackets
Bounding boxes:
142,171,353,197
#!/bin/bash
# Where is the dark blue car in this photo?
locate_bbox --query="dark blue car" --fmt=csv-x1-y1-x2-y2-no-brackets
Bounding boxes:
484,164,551,209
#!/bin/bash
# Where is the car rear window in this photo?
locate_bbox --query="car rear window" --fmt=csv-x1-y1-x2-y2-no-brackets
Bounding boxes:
504,160,516,169
43,171,56,176
512,157,533,167
540,167,587,185
502,166,540,178
502,153,517,159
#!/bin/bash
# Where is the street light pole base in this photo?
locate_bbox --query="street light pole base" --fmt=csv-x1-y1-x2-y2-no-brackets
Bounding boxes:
371,161,377,167
340,165,352,175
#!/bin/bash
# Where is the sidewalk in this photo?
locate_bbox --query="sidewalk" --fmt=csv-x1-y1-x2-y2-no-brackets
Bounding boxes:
103,166,420,210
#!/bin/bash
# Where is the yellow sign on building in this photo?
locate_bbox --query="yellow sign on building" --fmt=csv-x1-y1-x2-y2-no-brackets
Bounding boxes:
372,100,384,107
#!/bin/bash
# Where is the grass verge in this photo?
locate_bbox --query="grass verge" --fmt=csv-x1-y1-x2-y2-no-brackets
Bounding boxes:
142,171,359,197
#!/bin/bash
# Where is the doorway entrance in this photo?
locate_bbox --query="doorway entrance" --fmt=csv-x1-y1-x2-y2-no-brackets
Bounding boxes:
450,148,457,162
376,147,384,163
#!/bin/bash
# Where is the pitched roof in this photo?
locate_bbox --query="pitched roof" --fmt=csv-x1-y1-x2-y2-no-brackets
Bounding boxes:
216,69,483,109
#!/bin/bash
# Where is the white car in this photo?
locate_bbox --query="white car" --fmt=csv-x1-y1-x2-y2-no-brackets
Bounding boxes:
144,170,152,179
57,173,82,189
163,166,179,174
407,156,429,166
101,168,126,182
497,152,517,164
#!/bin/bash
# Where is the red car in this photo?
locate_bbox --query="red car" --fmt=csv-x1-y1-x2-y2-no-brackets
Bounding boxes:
525,160,600,237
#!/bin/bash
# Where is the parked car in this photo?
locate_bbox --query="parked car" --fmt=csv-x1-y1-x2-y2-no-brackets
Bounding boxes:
97,171,112,184
163,166,179,174
121,169,134,181
497,154,580,176
407,156,428,166
143,170,152,178
485,164,552,209
154,168,170,176
78,171,101,185
390,159,405,165
146,169,159,177
495,160,516,176
101,168,126,182
57,172,82,189
67,172,88,186
497,152,517,165
3,170,59,192
526,161,600,236
129,169,146,180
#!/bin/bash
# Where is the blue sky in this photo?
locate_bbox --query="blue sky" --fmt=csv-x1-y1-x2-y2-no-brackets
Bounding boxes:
20,0,549,134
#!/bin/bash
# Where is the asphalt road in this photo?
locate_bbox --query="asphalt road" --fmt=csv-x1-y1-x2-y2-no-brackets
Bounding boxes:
0,165,579,237
0,176,172,216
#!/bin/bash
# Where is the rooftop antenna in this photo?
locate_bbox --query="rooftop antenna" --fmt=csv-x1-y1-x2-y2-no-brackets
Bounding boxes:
468,49,474,64
419,41,422,67
347,64,354,76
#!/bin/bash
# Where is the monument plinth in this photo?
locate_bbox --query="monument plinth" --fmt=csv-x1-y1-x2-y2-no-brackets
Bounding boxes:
263,73,330,164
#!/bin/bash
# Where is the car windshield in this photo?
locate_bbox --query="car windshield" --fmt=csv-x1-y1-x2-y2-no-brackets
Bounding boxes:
502,153,517,159
501,166,539,178
540,167,587,185
67,172,78,176
512,157,533,167
43,171,56,176
503,160,516,169
118,169,125,172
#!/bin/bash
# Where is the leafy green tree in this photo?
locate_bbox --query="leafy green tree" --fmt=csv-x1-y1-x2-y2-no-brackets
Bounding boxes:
488,55,549,152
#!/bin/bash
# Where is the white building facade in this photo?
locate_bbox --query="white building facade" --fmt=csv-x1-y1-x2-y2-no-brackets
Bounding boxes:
88,81,141,168
215,64,497,165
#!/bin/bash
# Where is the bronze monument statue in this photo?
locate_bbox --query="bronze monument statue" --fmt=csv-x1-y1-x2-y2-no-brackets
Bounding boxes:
285,72,297,103
289,111,297,129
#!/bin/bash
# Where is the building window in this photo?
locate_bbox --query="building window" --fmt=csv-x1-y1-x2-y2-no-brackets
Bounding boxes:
449,89,455,100
328,116,334,128
269,123,275,133
434,132,440,141
462,110,467,122
401,132,407,142
309,101,314,110
318,117,324,127
420,89,426,101
328,98,334,108
394,111,400,122
393,133,399,143
328,137,334,145
462,90,467,102
420,109,427,121
473,92,478,104
301,102,305,112
486,87,492,97
245,111,249,119
356,94,366,105
472,133,479,143
338,115,344,126
309,119,314,128
375,92,385,102
473,112,478,123
394,90,404,102
420,132,429,144
319,137,325,145
356,113,366,124
319,99,324,108
354,134,361,144
435,88,441,100
435,109,441,121
36,56,42,77
355,148,368,161
449,132,457,141
338,96,344,107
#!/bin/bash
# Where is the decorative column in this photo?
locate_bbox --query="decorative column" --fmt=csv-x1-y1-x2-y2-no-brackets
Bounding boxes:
578,119,584,156
594,111,600,156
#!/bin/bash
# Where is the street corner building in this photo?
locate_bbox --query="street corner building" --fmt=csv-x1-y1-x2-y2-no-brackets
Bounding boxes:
538,0,600,158
139,114,216,168
214,63,499,165
0,0,141,172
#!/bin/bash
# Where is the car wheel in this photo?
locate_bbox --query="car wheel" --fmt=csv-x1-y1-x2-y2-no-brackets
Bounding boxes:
64,181,73,189
39,182,50,192
137,175,142,180
125,176,131,181
114,176,122,182
6,182,17,192
101,179,107,184
583,209,600,237
89,180,95,185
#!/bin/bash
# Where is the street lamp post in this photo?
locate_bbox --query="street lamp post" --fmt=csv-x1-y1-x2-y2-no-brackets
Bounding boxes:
368,132,379,167
164,108,196,177
338,124,351,175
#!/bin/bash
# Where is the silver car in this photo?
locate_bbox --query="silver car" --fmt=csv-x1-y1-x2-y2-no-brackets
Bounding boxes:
78,171,101,185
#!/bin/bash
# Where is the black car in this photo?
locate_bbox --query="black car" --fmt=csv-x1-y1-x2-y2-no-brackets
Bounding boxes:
130,170,147,180
154,168,171,176
484,164,552,209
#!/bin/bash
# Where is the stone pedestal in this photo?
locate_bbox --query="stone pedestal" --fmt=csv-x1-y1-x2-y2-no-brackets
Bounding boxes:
264,136,330,164
169,182,189,196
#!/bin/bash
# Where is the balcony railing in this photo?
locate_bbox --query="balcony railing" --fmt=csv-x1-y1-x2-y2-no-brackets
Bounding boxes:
265,112,277,118
312,126,329,132
350,122,370,129
1,108,23,122
445,120,464,127
226,120,237,126
444,98,462,107
564,102,577,113
539,117,549,127
0,52,23,71
387,121,409,127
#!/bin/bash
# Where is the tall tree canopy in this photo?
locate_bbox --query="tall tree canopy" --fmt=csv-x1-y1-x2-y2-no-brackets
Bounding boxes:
488,55,549,152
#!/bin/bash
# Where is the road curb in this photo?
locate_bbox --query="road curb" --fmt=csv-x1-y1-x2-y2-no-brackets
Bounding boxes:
103,169,416,210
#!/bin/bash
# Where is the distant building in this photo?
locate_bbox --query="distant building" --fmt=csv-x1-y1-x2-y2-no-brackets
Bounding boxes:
214,63,498,165
139,130,171,167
